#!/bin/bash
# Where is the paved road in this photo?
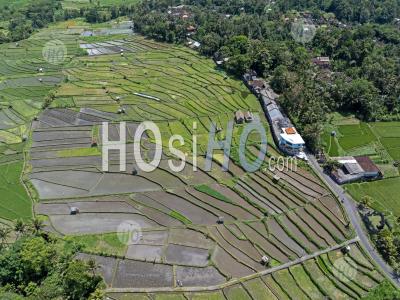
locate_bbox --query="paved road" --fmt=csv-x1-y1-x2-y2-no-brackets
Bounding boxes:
307,154,400,287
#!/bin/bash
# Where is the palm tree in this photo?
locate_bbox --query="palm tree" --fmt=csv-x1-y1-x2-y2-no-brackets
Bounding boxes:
323,159,341,173
87,258,98,276
14,219,26,238
360,196,372,209
30,218,44,235
0,227,11,249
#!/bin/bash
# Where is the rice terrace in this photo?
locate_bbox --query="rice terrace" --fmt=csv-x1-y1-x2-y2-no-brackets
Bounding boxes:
0,0,399,299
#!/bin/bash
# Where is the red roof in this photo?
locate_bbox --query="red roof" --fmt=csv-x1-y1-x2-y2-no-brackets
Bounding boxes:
354,156,380,173
285,127,297,134
250,80,265,88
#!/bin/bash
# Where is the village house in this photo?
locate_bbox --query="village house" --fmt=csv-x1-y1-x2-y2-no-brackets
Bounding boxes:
312,56,331,68
242,70,307,159
213,53,230,66
249,79,266,94
244,111,254,122
235,110,245,124
168,5,192,19
330,156,382,184
186,25,196,36
279,127,306,155
187,38,201,49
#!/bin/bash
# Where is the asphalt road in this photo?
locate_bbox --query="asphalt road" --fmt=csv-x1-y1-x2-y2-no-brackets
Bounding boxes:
307,153,400,288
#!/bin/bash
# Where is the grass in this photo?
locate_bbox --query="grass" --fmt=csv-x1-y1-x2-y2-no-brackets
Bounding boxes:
380,138,400,160
342,122,400,216
289,265,324,299
0,18,386,300
68,232,127,257
190,291,226,300
324,117,400,164
169,210,192,224
223,285,252,300
322,132,339,157
57,147,100,157
323,115,400,212
337,123,376,151
0,161,32,220
153,294,186,300
346,177,400,216
50,34,263,155
194,184,233,203
243,278,277,300
272,269,309,300
361,280,400,299
62,0,140,9
108,294,149,300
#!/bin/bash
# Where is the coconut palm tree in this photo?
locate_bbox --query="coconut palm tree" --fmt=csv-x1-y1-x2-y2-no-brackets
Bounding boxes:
87,258,98,276
30,218,44,235
14,219,26,238
0,227,11,249
360,196,372,209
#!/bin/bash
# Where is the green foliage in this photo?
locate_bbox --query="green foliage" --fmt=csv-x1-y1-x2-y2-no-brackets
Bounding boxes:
1,0,63,42
195,184,233,203
132,1,399,152
57,147,101,158
375,228,397,265
20,237,56,277
169,210,192,224
0,0,135,43
337,123,376,151
347,177,400,217
272,0,399,24
63,260,103,300
0,233,103,299
323,159,341,173
362,280,400,300
69,233,127,257
0,162,32,221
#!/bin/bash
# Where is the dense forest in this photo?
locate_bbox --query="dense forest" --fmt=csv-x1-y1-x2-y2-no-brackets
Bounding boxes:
0,0,63,42
128,0,400,150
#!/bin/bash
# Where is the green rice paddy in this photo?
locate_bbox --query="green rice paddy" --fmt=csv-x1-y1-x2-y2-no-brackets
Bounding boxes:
323,114,400,216
0,161,32,220
347,177,400,216
0,17,391,299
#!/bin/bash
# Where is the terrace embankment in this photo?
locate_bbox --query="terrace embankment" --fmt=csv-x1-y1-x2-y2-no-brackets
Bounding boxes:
12,24,387,297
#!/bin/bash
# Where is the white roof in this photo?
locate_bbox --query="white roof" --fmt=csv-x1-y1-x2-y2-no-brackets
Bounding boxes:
334,156,357,164
280,132,305,145
338,159,357,164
